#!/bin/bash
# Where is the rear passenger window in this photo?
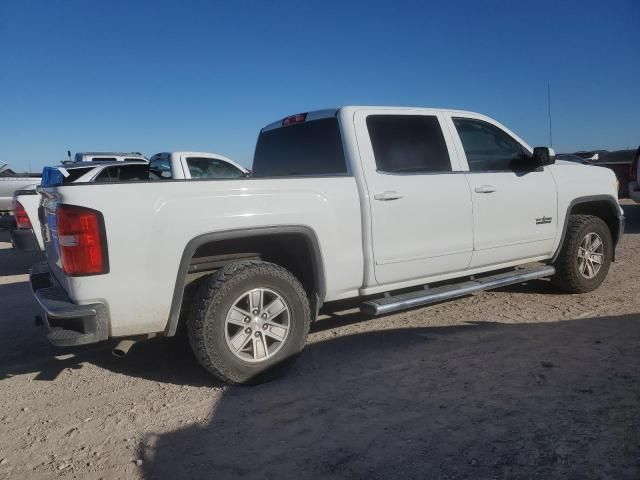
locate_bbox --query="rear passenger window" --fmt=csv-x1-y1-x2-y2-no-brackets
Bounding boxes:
366,115,452,174
91,157,118,163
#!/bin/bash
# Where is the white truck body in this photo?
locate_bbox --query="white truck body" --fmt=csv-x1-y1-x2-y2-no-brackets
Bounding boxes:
33,106,623,349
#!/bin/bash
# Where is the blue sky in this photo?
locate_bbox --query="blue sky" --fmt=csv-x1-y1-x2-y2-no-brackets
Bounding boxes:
1,0,638,171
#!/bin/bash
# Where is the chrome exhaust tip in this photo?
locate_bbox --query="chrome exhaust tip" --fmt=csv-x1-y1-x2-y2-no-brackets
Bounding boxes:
112,338,137,358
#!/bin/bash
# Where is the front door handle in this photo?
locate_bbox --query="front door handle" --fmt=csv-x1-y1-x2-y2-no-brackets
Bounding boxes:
374,190,403,201
474,185,497,194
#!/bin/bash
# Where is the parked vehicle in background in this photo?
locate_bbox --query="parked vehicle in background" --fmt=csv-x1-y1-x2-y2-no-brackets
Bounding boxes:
572,149,635,198
556,154,592,164
72,160,150,183
12,161,151,252
149,152,249,180
11,186,42,251
0,162,41,212
594,151,635,198
629,146,640,203
33,106,623,384
68,151,147,164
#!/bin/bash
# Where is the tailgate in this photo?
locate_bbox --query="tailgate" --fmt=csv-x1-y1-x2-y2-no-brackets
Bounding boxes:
39,190,66,286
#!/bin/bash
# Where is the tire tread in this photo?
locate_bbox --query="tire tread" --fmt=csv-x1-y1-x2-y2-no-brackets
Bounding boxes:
188,260,310,384
552,214,612,293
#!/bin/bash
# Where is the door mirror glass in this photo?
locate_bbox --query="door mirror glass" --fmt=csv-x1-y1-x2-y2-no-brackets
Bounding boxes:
532,147,556,168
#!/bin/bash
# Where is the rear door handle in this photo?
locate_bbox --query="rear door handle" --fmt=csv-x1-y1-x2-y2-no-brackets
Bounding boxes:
374,190,403,201
474,185,497,194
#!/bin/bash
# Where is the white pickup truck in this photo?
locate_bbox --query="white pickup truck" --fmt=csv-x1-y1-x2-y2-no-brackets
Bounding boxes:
148,151,249,180
32,106,624,384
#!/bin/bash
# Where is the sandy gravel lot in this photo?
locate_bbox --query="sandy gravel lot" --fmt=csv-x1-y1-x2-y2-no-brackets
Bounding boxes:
0,202,639,480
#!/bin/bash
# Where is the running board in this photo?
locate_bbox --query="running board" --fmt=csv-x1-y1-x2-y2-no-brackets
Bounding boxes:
360,265,555,316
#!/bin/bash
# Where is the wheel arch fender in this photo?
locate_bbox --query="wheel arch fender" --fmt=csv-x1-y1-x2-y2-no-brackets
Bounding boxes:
552,194,623,263
164,225,326,336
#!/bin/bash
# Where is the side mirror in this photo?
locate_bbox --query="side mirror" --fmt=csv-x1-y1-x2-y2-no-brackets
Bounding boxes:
532,147,556,167
161,171,172,179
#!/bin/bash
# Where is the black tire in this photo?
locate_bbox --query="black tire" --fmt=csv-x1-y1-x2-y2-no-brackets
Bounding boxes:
188,260,310,384
551,214,612,293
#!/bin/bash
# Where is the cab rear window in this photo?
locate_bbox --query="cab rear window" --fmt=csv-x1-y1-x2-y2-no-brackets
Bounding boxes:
252,118,347,177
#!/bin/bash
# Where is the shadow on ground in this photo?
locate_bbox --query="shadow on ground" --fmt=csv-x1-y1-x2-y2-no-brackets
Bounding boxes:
136,314,640,480
1,208,639,478
622,203,640,234
0,239,44,277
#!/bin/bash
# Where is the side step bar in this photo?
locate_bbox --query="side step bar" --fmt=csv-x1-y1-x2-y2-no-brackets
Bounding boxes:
360,265,556,316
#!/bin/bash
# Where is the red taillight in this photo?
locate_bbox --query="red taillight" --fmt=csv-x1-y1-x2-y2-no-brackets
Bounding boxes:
56,205,108,276
14,201,31,229
282,113,307,126
630,152,639,181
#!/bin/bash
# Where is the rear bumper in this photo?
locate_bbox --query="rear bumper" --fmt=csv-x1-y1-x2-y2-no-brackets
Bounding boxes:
10,228,40,252
29,261,109,347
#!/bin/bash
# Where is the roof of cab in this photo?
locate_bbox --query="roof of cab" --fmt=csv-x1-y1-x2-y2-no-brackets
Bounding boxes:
261,106,484,132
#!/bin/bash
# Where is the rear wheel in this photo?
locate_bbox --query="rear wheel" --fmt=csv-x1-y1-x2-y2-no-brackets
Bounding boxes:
551,214,612,293
188,260,310,384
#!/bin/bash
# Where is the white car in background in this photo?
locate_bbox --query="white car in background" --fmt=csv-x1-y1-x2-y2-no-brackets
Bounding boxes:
68,151,148,163
11,161,149,251
149,152,249,180
0,162,41,213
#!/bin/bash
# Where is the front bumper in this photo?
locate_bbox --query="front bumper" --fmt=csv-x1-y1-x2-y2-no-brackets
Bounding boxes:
29,261,109,347
10,228,39,252
617,214,625,245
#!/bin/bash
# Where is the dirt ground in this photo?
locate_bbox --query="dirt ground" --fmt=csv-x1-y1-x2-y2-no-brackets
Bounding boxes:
0,202,639,480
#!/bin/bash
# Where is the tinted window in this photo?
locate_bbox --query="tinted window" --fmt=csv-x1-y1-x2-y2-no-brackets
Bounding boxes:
94,164,149,182
366,115,451,173
453,118,528,171
90,157,118,163
186,157,244,179
253,118,347,177
65,167,94,182
150,157,172,179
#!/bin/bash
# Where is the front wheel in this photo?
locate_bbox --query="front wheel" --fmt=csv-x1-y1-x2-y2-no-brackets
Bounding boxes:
188,260,310,384
551,214,613,293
